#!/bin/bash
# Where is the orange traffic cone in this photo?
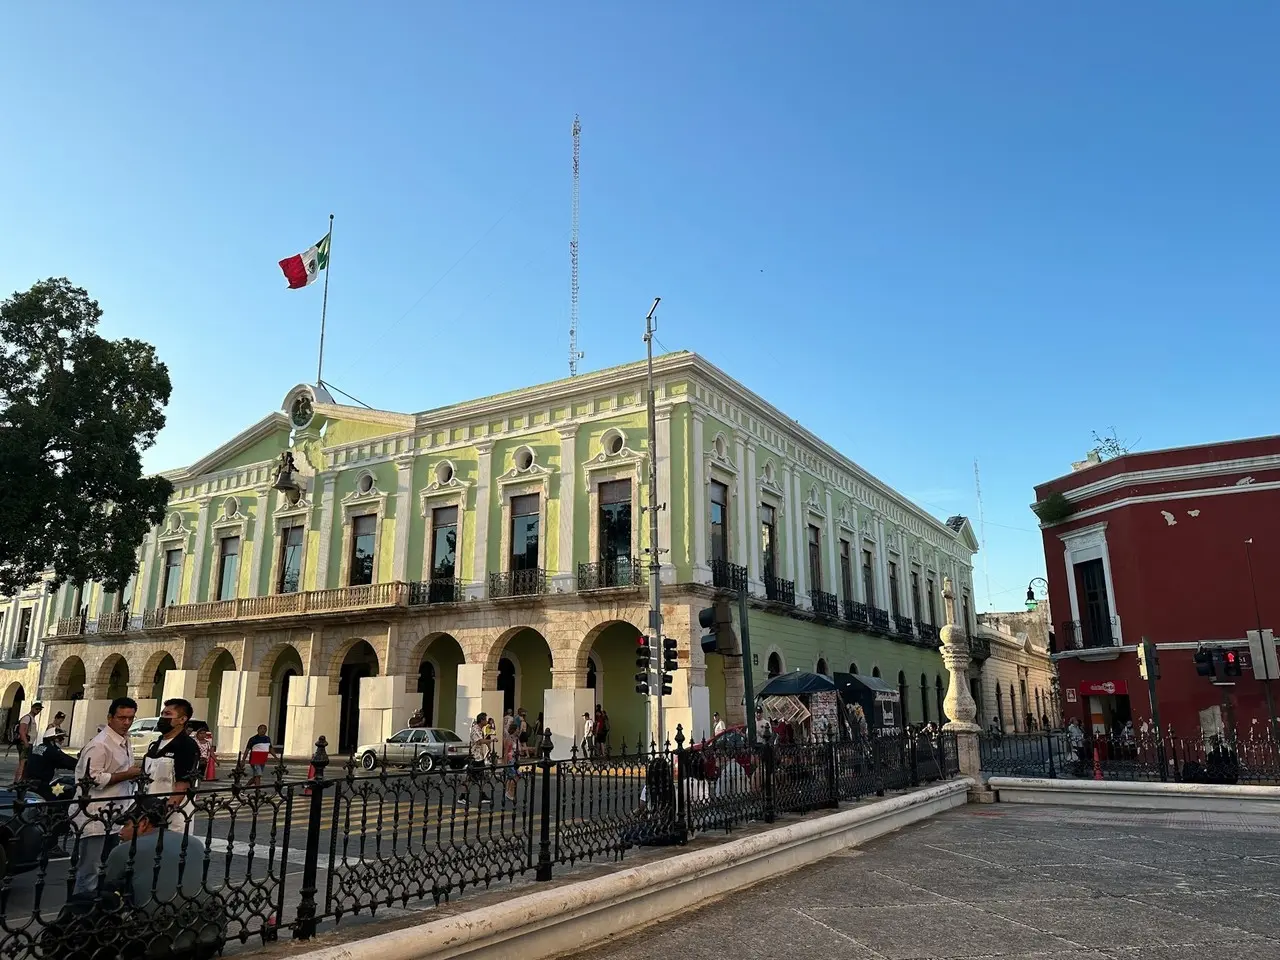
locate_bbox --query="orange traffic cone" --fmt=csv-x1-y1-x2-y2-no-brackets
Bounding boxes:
303,761,316,796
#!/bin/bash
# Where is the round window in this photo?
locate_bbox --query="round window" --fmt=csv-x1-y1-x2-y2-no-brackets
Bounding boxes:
223,496,239,519
435,460,455,485
357,473,375,495
602,430,625,456
763,462,775,484
714,435,727,459
514,446,535,471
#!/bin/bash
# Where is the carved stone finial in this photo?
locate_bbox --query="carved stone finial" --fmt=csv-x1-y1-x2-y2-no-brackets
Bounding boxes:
942,576,957,625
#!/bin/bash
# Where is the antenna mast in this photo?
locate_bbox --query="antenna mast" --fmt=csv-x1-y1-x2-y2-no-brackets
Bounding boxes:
568,115,584,376
974,458,992,609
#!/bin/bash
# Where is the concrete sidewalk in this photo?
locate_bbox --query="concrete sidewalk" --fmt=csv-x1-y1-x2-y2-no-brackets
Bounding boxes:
561,805,1280,960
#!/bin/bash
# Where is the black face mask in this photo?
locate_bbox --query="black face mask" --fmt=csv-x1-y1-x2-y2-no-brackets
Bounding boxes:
156,717,174,734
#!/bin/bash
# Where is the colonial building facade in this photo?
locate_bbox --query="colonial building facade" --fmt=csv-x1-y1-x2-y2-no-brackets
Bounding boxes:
973,604,1059,733
3,353,978,757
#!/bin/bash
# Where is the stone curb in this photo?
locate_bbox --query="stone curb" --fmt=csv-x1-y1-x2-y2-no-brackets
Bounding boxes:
988,775,1280,813
290,778,973,960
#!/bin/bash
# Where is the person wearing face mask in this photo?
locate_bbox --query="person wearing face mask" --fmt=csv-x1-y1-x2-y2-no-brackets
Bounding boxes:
139,698,202,831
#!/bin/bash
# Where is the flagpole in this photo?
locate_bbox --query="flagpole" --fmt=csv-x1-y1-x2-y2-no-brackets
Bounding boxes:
316,213,334,387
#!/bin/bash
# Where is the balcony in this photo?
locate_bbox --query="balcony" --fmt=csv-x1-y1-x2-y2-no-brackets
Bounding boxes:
843,599,869,625
869,606,891,631
577,557,643,591
711,559,748,592
809,589,839,619
489,568,547,600
969,632,992,661
894,614,915,637
762,574,795,606
1060,618,1120,650
168,581,412,625
409,578,464,605
918,622,939,642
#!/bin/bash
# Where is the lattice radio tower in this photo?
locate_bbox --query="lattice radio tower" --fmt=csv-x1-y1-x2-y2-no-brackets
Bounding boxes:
569,115,584,377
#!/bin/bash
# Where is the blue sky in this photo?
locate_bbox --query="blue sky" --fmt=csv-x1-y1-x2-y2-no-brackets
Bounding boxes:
4,4,1278,611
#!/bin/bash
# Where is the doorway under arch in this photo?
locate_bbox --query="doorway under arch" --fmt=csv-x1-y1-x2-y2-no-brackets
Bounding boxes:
816,658,829,677
203,650,236,730
583,620,645,747
414,633,464,731
56,657,87,701
2,683,25,743
147,653,177,701
767,652,783,678
267,645,304,747
338,640,379,753
98,655,130,701
495,628,552,722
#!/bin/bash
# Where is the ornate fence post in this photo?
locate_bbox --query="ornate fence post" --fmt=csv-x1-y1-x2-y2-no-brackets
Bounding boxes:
673,725,689,844
1046,729,1057,779
535,728,554,881
908,732,920,787
825,728,839,807
294,736,329,940
762,725,776,824
939,578,987,800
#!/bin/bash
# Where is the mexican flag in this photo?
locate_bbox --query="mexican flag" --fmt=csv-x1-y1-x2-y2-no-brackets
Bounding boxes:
278,234,331,289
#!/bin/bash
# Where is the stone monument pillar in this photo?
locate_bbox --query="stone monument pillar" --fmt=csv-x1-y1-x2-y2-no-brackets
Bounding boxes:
939,577,986,799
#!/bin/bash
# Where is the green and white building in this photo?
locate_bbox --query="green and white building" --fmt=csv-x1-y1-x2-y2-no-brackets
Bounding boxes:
3,352,979,758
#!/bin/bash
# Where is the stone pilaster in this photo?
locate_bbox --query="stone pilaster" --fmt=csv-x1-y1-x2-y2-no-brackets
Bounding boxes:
554,426,578,594
745,441,760,589
390,455,414,582
248,488,271,597
186,498,212,602
312,475,338,590
468,440,494,598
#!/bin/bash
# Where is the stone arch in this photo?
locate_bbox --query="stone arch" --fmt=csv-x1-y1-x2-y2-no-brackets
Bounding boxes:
482,626,553,721
848,662,859,675
816,658,829,676
325,637,382,690
580,619,646,747
401,631,465,731
256,642,307,697
871,665,881,679
95,654,130,700
53,656,87,699
195,647,238,697
141,651,177,701
573,615,644,680
335,639,380,752
767,651,784,678
1,682,24,709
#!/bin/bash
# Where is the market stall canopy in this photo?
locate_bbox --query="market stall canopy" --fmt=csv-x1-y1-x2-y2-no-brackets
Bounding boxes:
833,672,900,699
756,671,838,697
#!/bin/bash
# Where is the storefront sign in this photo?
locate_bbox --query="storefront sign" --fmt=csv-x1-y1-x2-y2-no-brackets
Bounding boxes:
1065,689,1078,703
1079,680,1128,696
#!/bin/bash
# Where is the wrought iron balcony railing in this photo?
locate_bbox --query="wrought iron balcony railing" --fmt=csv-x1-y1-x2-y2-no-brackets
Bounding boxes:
894,614,915,636
711,558,748,592
577,557,643,591
1060,618,1120,650
10,642,27,660
969,632,992,661
918,622,939,642
763,574,795,605
409,578,464,605
843,599,869,625
810,589,839,619
869,606,891,631
489,568,548,599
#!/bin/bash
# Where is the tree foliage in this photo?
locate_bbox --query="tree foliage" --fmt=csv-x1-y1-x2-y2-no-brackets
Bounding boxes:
1091,426,1138,461
0,278,173,595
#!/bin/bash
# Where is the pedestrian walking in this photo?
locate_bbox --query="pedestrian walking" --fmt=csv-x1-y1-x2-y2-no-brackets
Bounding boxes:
581,712,594,757
516,707,532,757
242,725,272,787
13,702,43,782
502,718,520,804
592,705,605,757
712,712,726,737
463,712,493,806
599,707,611,754
71,697,143,897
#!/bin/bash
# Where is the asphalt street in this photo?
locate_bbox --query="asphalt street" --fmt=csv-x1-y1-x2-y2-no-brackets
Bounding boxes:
559,804,1280,960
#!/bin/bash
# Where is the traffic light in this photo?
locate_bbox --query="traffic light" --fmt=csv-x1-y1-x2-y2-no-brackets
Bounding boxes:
635,635,652,694
1194,648,1215,677
1137,639,1160,681
699,600,735,656
662,637,679,673
1223,649,1243,678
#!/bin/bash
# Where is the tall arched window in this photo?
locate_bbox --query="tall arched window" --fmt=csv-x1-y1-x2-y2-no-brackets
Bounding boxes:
872,666,881,678
1009,683,1018,732
849,662,859,675
767,652,782,678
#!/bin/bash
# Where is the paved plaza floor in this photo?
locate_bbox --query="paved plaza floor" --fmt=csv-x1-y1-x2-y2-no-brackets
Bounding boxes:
561,804,1280,960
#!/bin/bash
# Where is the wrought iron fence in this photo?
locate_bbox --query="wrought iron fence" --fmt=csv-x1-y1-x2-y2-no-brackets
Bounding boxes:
576,557,643,591
979,728,1280,785
0,728,960,956
809,590,839,619
710,559,748,591
488,568,547,599
763,575,795,606
408,578,464,605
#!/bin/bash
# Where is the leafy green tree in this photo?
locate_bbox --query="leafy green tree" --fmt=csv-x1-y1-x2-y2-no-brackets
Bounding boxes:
0,278,173,596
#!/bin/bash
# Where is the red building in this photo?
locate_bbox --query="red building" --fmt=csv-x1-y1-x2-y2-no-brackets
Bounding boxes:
1034,436,1280,738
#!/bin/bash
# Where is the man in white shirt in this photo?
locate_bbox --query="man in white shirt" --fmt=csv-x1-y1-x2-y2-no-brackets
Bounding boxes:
72,697,143,896
13,701,42,782
712,713,727,737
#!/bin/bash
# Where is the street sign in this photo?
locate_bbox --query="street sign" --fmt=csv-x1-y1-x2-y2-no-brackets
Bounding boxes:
1247,629,1280,681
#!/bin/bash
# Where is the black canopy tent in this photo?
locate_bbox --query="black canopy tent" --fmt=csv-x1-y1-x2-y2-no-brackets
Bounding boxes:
833,672,902,732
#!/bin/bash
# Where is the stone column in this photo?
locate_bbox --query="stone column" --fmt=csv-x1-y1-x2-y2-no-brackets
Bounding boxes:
357,675,416,748
690,411,708,582
468,441,494,599
780,464,795,582
824,490,838,594
248,487,272,597
186,498,212,602
851,506,866,602
655,408,675,585
940,577,985,800
454,663,502,740
312,475,338,590
554,426,578,595
161,670,211,732
745,442,761,590
285,675,340,760
875,516,891,612
390,455,415,582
